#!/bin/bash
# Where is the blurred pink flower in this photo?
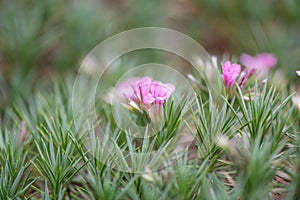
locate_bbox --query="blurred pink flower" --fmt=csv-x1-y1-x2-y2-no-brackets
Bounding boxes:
240,53,277,74
296,71,300,76
222,61,241,89
116,76,152,101
150,81,175,104
116,76,175,106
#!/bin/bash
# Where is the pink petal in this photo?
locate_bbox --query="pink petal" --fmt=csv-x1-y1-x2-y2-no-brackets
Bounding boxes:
116,77,175,106
222,61,241,88
240,53,277,70
142,93,155,104
150,81,175,104
240,54,254,68
116,76,152,100
255,53,277,68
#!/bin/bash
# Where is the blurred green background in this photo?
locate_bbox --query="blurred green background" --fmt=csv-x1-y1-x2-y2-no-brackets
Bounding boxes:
0,0,300,109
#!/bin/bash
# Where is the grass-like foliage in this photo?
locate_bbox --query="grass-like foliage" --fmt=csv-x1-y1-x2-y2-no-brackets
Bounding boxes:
0,71,300,199
0,0,300,199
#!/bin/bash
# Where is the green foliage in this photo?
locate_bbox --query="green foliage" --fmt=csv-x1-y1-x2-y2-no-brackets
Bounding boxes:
0,0,300,198
1,73,297,199
0,129,36,199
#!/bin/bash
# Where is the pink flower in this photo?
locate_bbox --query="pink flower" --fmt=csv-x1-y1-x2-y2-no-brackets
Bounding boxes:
222,61,241,89
116,76,175,106
240,53,277,74
116,76,152,101
149,81,175,104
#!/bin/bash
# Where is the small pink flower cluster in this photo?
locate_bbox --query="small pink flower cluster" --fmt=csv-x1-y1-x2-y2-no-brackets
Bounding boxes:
222,53,277,89
116,76,175,107
222,61,241,88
